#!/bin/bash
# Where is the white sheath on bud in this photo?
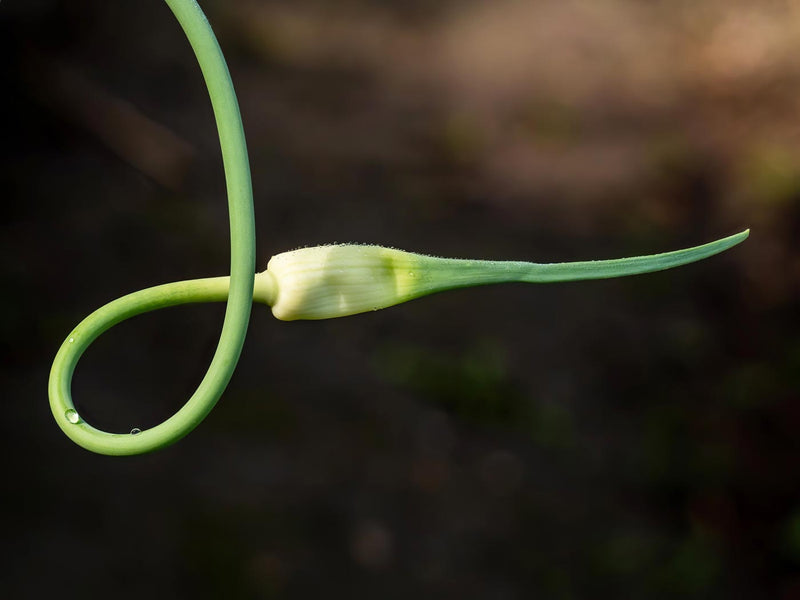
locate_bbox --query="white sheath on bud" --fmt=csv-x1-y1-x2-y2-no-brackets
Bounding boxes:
256,245,426,321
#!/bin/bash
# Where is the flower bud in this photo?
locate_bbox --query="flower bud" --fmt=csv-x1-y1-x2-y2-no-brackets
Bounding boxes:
253,230,749,321
256,244,428,321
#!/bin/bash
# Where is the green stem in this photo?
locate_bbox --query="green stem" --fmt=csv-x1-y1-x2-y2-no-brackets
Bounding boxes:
48,0,255,455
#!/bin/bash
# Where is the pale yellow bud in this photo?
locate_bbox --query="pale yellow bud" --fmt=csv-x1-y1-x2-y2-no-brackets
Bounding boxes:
255,245,426,321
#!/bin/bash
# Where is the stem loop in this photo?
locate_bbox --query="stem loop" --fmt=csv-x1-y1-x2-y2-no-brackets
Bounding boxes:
48,0,255,455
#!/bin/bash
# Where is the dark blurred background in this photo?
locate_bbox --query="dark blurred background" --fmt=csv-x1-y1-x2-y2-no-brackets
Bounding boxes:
1,0,797,598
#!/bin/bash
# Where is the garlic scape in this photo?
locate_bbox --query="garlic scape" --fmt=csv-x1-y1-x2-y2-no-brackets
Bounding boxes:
48,0,750,456
254,230,749,321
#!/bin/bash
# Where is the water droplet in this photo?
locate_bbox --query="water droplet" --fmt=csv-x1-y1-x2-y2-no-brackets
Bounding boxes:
68,337,75,343
65,409,80,424
130,428,142,435
408,271,415,278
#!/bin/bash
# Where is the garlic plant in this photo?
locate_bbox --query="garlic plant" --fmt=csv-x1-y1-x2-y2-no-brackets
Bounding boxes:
48,0,749,456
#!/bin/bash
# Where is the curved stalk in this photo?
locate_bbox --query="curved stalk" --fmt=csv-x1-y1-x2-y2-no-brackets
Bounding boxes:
48,0,255,455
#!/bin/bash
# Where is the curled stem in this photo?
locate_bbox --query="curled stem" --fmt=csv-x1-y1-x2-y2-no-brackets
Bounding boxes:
48,0,254,455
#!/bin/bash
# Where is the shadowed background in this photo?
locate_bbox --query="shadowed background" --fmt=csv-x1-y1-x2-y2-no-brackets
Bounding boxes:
1,0,798,598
